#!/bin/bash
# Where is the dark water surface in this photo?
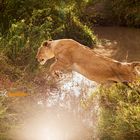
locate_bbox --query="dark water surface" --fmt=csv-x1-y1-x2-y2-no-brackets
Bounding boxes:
93,26,140,62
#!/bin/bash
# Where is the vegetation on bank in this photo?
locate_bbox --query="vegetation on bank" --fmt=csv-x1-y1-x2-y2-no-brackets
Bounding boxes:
98,82,140,140
0,0,140,140
83,0,140,27
0,0,96,81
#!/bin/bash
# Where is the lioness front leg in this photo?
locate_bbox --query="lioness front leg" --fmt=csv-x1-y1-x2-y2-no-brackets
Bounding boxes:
49,60,71,78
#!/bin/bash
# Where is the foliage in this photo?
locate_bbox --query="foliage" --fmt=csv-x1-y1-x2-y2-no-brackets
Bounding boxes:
0,2,96,79
111,0,140,27
83,0,140,27
0,0,90,34
98,81,140,140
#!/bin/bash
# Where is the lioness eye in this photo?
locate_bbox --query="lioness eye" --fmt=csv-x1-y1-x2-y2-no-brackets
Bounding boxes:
41,59,44,61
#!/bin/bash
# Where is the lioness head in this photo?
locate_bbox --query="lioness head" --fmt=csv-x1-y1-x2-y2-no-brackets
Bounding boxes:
36,40,54,65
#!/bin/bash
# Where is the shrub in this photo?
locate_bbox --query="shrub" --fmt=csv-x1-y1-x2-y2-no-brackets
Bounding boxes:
82,0,140,27
0,7,97,76
98,81,140,140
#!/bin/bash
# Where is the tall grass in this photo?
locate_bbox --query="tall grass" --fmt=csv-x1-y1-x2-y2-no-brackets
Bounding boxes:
98,81,140,140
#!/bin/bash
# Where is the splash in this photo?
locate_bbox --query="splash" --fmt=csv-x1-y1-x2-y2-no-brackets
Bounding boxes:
14,72,99,140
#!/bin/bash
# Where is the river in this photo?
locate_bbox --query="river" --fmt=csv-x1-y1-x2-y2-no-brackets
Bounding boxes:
93,26,140,62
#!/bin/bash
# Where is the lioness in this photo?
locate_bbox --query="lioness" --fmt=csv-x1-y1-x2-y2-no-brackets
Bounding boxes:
36,39,140,83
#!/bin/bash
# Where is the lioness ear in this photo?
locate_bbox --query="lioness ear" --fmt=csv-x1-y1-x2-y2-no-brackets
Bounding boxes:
42,40,51,48
42,41,48,46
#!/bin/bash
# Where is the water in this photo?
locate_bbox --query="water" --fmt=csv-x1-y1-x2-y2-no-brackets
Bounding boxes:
93,26,140,62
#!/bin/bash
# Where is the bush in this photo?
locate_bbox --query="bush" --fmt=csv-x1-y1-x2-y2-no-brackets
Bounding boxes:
111,0,140,27
83,0,140,27
0,7,97,78
98,81,140,140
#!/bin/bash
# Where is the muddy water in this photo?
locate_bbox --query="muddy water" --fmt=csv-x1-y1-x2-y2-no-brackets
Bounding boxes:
93,26,140,62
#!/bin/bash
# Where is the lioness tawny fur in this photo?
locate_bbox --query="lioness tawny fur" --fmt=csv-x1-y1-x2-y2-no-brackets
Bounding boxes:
36,39,140,83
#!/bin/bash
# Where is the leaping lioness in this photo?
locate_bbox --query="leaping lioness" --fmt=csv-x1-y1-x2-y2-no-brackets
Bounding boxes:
36,39,140,83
